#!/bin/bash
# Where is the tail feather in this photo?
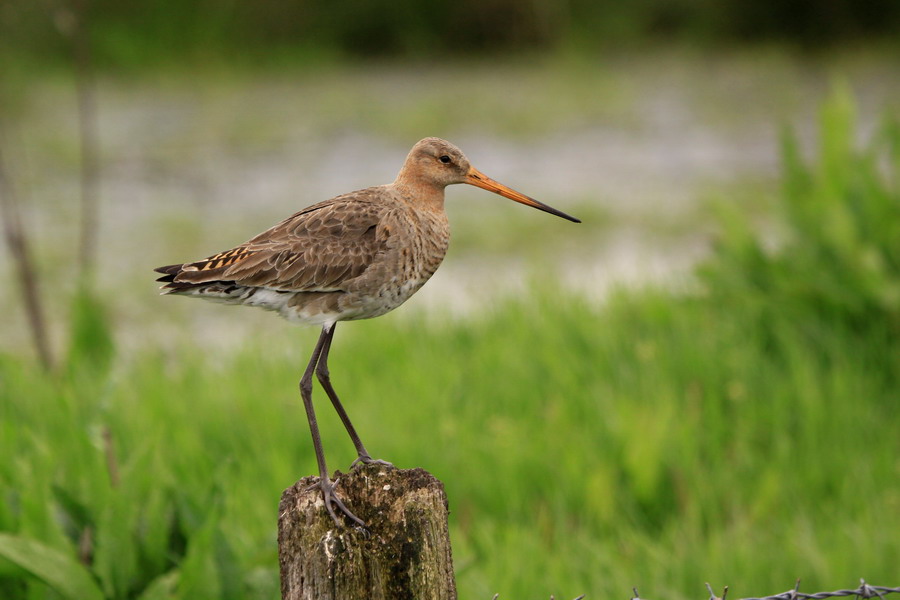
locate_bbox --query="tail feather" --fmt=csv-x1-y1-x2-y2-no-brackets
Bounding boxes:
154,262,242,297
154,264,182,283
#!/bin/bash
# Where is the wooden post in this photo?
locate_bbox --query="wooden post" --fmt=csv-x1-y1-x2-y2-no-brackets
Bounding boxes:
278,463,457,600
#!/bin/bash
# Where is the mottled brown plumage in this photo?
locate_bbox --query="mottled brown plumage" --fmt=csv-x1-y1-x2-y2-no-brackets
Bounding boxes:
156,187,449,326
154,137,579,528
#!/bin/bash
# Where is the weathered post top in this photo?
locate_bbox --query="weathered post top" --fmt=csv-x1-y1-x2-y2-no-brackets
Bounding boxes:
278,463,457,600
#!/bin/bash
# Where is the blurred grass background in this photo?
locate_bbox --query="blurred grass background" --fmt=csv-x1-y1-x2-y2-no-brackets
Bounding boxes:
1,1,900,599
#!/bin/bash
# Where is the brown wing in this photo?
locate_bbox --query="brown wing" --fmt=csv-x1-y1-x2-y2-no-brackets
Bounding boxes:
157,189,392,293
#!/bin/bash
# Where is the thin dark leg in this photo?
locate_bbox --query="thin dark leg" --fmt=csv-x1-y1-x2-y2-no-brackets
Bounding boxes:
316,324,393,468
300,325,365,528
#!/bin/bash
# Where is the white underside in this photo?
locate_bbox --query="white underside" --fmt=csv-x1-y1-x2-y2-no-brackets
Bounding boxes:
169,271,431,329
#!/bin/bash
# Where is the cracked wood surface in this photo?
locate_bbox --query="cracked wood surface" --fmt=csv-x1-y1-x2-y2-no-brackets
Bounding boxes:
278,464,456,600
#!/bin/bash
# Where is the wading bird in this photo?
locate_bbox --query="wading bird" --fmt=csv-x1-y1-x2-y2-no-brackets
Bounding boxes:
155,137,579,526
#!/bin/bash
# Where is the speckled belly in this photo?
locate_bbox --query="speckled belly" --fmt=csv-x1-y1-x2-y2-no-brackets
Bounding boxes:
275,207,450,326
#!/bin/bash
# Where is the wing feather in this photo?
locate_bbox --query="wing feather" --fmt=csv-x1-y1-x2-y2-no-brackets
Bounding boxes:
159,190,392,294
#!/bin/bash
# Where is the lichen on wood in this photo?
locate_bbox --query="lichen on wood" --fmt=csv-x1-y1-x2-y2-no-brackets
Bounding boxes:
278,463,457,600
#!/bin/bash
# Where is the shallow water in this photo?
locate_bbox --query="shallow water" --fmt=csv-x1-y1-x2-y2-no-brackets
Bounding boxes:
2,50,899,355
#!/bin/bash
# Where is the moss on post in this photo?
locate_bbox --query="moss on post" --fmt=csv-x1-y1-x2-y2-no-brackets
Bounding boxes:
278,464,457,600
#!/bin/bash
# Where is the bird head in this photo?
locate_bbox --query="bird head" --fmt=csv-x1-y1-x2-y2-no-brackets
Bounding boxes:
399,137,581,223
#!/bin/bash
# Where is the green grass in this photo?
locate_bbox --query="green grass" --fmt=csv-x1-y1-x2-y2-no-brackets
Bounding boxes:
2,89,899,599
2,284,898,599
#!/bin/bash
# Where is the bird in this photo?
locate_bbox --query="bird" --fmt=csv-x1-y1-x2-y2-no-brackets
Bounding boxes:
155,137,579,527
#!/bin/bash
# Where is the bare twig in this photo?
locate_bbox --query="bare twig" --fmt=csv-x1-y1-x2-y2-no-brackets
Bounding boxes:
0,143,54,369
77,525,93,565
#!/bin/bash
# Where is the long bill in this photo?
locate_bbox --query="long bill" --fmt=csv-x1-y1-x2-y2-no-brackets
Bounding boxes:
466,167,581,223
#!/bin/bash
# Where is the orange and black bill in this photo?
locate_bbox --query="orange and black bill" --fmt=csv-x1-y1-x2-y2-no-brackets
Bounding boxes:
466,167,581,223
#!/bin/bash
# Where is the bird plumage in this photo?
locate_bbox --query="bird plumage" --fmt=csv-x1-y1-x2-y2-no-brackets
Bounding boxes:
154,137,578,527
155,184,450,326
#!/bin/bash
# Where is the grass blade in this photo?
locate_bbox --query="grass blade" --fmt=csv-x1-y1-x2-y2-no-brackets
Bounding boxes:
0,533,104,600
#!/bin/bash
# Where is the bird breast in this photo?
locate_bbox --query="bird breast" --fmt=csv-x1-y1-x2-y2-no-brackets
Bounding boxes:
341,204,450,320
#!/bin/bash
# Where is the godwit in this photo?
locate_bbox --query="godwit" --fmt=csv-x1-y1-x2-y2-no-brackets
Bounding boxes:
155,137,579,527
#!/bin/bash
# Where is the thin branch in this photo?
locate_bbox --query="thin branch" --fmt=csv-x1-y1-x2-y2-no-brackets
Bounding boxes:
0,143,54,370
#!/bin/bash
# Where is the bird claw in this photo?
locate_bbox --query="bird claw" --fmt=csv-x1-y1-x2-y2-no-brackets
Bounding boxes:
350,454,394,469
317,477,367,530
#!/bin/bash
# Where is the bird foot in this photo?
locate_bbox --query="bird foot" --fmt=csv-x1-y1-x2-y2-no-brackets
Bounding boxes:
308,476,366,529
350,454,394,469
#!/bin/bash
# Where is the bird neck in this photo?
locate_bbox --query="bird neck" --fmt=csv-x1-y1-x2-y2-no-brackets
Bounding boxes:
391,175,447,213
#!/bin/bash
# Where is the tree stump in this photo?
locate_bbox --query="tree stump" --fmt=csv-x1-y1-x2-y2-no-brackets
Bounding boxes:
278,463,457,600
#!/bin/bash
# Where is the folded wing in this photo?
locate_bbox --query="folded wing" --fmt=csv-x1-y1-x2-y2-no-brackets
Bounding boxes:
155,194,391,295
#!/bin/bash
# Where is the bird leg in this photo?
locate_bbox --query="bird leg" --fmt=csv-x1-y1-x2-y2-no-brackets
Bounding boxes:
315,324,393,470
300,325,365,528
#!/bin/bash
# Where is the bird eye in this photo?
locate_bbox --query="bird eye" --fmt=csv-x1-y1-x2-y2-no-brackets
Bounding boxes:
439,155,451,164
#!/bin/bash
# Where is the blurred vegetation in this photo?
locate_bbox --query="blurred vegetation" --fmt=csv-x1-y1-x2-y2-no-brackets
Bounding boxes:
2,0,900,71
1,90,898,598
701,84,900,346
